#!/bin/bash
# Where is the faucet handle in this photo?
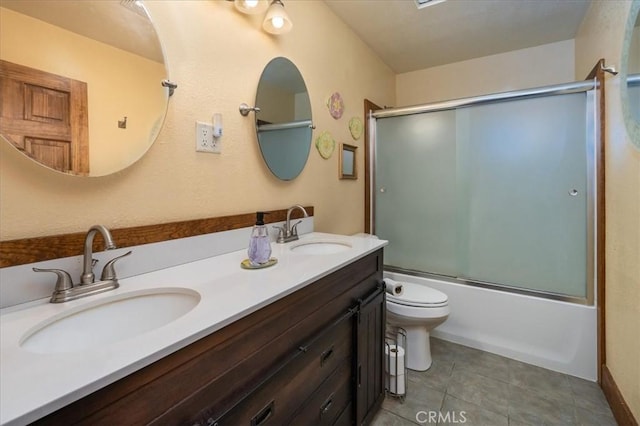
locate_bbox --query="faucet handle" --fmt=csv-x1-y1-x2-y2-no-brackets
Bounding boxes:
273,225,285,241
290,220,302,236
100,251,132,281
33,267,73,292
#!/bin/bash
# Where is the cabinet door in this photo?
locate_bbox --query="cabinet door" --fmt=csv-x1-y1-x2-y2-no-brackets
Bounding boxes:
355,285,386,425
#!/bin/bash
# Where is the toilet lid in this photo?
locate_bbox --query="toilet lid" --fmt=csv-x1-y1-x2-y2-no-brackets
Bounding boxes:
387,282,448,307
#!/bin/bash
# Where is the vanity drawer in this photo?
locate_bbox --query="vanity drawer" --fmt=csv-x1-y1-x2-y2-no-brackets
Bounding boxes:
334,402,354,426
208,313,354,425
289,361,352,426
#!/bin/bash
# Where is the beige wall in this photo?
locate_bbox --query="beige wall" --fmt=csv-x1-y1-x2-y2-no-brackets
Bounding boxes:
576,0,640,419
396,40,575,105
0,8,167,176
0,1,395,239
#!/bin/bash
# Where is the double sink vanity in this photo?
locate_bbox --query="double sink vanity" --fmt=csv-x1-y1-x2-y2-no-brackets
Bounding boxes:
1,232,388,426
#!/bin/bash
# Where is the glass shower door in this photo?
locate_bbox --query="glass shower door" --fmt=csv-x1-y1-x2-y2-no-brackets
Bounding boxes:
456,94,588,297
374,90,592,300
375,111,458,277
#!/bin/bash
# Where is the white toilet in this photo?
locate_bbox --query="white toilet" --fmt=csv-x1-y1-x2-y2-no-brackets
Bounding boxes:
385,279,450,371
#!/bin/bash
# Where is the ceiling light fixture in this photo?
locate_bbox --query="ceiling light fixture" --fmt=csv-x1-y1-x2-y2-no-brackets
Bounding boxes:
262,0,292,35
228,0,292,35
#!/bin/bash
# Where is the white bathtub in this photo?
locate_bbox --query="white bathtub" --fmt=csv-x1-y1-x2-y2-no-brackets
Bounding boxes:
385,271,598,381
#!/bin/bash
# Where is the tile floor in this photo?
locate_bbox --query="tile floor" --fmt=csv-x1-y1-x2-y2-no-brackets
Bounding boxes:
372,338,617,426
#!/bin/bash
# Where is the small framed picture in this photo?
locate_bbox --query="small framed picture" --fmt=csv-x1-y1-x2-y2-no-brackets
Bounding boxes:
340,143,357,179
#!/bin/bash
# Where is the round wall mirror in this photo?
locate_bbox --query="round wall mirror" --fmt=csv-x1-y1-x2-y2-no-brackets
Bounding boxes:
255,57,312,181
621,0,640,148
0,0,169,176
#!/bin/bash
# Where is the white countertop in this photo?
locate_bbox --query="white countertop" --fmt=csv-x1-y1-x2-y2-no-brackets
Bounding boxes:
0,232,387,426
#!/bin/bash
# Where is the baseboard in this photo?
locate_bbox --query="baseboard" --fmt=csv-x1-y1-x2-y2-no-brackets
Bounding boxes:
602,365,638,426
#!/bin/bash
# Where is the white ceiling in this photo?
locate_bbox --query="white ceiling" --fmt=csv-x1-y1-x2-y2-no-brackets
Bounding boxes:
323,0,592,74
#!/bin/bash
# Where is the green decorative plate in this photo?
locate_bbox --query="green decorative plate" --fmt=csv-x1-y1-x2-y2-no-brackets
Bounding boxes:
349,117,363,140
315,130,335,159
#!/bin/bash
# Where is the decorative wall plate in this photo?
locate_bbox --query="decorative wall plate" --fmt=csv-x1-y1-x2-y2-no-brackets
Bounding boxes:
315,130,336,159
349,117,363,140
327,92,344,119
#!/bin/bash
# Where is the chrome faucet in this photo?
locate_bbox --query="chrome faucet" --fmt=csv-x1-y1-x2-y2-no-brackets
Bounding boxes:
33,225,131,303
275,205,309,243
81,224,116,284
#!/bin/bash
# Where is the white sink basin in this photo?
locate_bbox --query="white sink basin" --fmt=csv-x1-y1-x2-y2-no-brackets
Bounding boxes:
290,240,352,255
20,288,200,354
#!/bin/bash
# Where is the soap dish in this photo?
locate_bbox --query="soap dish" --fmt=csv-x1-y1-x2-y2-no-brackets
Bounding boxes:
241,258,278,270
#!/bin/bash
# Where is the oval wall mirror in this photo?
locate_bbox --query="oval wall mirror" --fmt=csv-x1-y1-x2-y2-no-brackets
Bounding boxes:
621,0,640,148
255,57,312,181
0,0,169,176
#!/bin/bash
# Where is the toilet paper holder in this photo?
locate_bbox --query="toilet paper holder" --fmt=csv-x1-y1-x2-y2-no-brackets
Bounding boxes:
385,326,408,401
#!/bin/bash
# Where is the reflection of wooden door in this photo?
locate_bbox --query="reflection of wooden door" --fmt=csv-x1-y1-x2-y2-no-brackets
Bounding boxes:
0,60,89,175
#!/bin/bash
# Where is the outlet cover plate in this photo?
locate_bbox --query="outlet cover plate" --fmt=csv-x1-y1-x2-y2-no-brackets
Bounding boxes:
196,121,215,153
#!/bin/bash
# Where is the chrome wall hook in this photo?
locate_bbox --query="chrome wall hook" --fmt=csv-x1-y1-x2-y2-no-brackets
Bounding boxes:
239,103,261,116
161,79,178,96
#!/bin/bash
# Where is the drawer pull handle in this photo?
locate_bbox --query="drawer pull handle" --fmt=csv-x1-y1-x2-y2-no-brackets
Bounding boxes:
320,394,334,418
251,400,274,426
320,346,334,366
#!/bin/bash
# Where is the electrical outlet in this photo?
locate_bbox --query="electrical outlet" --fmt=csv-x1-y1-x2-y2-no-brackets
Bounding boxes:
195,121,215,153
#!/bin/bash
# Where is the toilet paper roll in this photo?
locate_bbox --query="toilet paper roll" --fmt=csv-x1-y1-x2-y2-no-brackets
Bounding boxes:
385,344,405,376
389,373,406,395
383,278,404,296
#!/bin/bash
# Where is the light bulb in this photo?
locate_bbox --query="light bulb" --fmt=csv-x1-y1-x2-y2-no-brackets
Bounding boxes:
235,0,267,15
271,16,284,29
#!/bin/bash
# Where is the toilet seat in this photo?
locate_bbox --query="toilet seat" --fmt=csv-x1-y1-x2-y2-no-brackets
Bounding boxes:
387,282,448,308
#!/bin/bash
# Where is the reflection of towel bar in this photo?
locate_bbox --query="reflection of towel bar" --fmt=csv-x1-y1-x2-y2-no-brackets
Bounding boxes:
258,120,314,132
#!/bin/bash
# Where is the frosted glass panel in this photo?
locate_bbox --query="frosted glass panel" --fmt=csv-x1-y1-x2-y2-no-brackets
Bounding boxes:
376,112,457,276
374,91,591,299
457,94,587,297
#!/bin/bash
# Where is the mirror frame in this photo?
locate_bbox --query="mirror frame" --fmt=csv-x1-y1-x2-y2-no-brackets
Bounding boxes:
0,1,170,177
620,0,640,148
339,143,357,180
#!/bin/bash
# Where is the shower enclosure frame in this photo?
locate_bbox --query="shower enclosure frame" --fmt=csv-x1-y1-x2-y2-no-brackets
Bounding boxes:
366,79,600,306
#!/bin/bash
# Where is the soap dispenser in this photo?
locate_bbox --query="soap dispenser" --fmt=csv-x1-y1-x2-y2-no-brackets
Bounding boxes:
248,212,272,266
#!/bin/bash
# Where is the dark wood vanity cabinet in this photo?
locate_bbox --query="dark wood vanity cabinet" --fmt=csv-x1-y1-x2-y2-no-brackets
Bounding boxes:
36,249,385,426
